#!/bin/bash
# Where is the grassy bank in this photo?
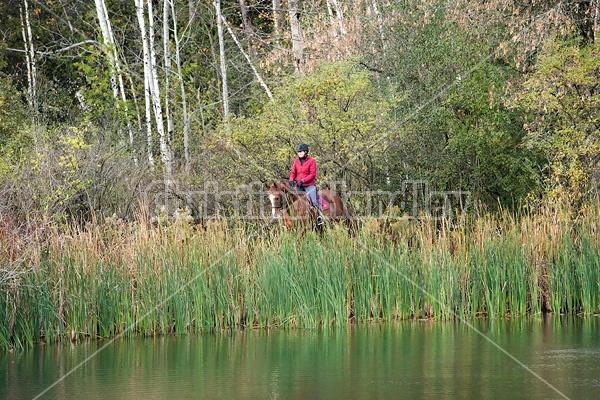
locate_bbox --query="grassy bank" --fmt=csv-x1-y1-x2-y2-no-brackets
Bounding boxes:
1,205,599,350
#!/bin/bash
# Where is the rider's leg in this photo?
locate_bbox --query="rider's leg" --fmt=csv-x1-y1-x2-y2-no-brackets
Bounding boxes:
304,185,320,209
305,185,324,224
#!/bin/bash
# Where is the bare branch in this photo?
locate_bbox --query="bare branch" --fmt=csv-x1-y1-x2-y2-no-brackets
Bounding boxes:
6,40,98,58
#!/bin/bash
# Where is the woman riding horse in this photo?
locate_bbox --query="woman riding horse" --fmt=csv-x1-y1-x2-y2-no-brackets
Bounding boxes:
289,143,325,226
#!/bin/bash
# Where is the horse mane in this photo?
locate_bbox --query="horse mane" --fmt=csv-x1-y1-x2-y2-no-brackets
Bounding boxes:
274,180,302,201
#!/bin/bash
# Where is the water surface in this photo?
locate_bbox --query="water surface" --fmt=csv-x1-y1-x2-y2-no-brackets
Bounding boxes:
2,317,599,399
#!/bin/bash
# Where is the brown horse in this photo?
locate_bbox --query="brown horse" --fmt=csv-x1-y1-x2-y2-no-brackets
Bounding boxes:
265,180,352,232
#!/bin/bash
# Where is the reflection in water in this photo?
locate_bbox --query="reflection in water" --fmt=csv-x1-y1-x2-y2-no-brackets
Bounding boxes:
1,317,599,399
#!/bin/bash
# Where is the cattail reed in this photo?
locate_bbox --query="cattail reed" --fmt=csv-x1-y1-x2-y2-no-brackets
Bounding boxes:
1,203,599,349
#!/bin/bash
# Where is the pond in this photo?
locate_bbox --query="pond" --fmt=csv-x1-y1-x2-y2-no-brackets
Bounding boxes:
3,316,599,399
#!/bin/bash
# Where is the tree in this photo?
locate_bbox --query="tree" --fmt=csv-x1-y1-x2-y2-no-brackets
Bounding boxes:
288,0,305,74
19,0,37,121
214,0,230,120
356,2,543,206
521,39,600,208
169,0,191,172
227,62,392,190
95,0,137,165
135,0,157,167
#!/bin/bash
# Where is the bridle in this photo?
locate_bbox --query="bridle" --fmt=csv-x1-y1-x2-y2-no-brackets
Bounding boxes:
270,190,288,213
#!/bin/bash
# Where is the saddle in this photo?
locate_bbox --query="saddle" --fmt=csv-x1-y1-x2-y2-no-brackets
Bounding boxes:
304,192,329,211
317,195,329,210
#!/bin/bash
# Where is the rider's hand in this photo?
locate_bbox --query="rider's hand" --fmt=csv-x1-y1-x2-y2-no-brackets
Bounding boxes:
289,181,295,187
298,180,304,187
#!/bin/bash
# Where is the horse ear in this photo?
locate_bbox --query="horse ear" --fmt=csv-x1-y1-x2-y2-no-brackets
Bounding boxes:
264,182,270,189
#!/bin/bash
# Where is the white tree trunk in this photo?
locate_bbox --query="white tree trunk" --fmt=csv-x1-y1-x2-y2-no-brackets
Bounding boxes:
288,0,304,75
163,0,174,145
97,0,138,166
218,11,273,100
595,0,599,36
147,0,173,177
272,0,282,41
19,5,32,107
20,0,37,116
95,0,119,100
75,90,88,112
326,0,338,41
170,0,190,173
24,0,36,107
214,0,230,120
102,0,136,156
371,0,386,53
332,0,346,35
135,0,155,166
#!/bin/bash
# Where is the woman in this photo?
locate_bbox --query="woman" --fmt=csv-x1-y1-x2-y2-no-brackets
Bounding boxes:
289,143,324,226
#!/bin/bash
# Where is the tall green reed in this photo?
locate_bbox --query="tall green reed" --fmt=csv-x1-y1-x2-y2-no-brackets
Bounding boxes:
2,203,600,350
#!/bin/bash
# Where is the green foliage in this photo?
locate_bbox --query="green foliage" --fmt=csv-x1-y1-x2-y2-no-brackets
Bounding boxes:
9,125,94,223
227,61,394,188
521,38,600,208
373,12,541,207
1,122,146,224
441,65,542,205
73,45,128,128
0,62,30,176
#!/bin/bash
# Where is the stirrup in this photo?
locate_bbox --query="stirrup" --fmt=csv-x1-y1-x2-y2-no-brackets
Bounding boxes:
316,215,324,226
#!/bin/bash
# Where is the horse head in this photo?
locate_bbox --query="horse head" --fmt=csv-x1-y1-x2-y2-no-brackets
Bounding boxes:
265,180,301,219
265,181,285,219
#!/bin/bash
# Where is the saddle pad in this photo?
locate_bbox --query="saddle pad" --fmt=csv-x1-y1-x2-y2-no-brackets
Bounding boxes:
317,196,329,210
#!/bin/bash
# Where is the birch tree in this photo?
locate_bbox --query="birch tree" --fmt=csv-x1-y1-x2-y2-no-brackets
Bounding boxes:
163,0,174,145
95,0,119,101
218,11,273,100
595,0,599,36
95,0,138,166
170,0,191,173
136,0,173,177
272,0,283,41
135,0,155,166
326,0,338,41
288,0,304,75
214,0,230,120
19,0,37,120
371,0,385,53
332,0,346,36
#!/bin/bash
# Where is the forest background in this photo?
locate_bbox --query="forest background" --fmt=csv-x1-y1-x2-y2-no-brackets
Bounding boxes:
0,0,599,225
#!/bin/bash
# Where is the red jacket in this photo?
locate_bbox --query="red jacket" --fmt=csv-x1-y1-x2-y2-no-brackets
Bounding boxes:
289,156,317,186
